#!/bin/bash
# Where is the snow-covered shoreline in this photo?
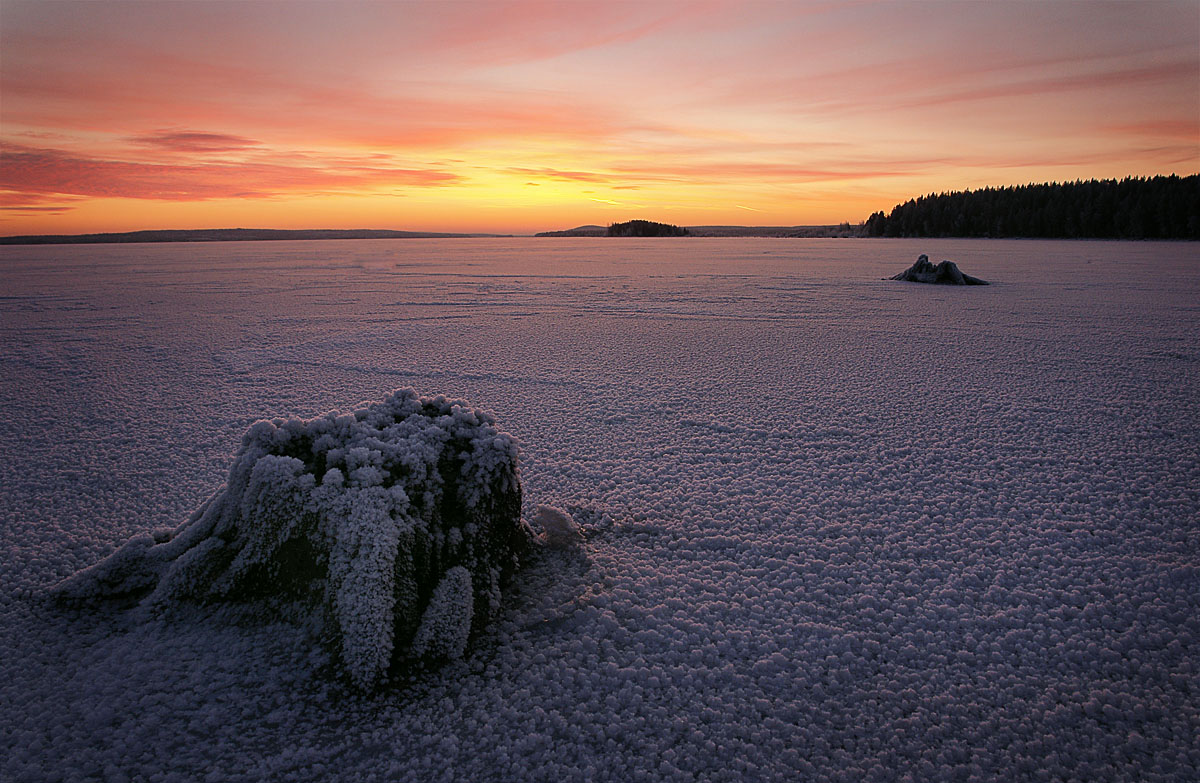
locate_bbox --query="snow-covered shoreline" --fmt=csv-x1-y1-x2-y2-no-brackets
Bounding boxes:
3,238,1197,781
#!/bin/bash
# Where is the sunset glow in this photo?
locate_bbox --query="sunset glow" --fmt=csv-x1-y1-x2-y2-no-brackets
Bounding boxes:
2,0,1197,235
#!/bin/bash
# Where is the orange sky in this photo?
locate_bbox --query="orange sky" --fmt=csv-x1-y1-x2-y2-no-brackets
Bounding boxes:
2,0,1197,235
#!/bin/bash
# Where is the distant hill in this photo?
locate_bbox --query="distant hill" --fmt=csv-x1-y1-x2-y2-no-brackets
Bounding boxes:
536,223,857,238
863,175,1200,239
687,224,856,238
534,225,607,237
0,228,508,245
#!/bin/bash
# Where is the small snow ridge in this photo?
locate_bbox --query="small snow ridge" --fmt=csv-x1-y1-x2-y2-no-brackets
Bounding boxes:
533,505,584,550
680,418,738,433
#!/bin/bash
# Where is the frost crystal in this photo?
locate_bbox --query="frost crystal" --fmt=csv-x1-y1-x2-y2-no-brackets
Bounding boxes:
53,389,529,689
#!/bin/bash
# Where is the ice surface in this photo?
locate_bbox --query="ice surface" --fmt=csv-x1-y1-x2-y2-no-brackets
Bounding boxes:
2,238,1198,781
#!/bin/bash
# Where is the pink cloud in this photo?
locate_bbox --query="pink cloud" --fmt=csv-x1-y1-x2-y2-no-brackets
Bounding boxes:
0,143,462,202
896,60,1199,112
401,0,702,66
130,130,261,153
0,190,80,216
1101,119,1200,142
1,47,649,154
606,159,949,185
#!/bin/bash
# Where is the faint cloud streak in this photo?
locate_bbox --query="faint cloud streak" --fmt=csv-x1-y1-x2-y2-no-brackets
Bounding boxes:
130,130,261,153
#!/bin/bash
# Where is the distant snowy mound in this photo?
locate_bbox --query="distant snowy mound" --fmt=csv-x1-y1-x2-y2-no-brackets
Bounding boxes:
532,504,584,550
52,389,530,689
889,254,988,285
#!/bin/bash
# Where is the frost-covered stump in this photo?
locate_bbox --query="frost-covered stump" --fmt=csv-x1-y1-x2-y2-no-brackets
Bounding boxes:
889,254,988,285
53,389,530,689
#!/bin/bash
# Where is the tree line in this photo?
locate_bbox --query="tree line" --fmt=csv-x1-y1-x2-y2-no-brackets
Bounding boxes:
862,175,1199,239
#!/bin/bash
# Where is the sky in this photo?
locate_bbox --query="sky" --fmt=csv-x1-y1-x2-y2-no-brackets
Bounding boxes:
1,0,1197,235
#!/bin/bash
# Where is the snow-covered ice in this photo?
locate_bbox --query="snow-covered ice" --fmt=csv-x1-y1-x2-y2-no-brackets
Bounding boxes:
1,238,1197,781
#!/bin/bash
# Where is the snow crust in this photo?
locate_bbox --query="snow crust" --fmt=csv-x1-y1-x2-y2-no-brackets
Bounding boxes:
52,388,528,689
2,238,1197,781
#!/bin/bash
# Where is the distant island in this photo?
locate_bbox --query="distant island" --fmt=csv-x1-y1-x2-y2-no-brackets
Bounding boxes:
535,222,858,238
863,174,1199,240
535,220,688,237
606,220,688,237
0,228,508,246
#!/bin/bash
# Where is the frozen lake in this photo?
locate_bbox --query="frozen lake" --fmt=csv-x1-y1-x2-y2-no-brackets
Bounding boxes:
2,238,1198,781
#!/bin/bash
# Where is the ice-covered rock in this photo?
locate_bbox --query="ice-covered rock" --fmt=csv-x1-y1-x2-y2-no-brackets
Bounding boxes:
52,389,530,689
889,254,988,285
533,505,583,550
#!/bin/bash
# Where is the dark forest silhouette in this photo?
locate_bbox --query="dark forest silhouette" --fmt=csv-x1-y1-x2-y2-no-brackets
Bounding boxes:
862,175,1199,239
607,220,689,237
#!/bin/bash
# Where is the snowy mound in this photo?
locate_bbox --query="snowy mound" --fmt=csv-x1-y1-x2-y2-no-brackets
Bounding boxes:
890,254,988,285
52,389,530,689
532,504,583,550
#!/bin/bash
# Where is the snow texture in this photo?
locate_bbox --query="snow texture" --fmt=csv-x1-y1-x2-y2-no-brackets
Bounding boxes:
51,389,528,689
2,238,1197,782
891,253,989,284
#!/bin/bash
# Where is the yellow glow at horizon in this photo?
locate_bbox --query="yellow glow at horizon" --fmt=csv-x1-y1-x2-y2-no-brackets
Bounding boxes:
2,121,1196,237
